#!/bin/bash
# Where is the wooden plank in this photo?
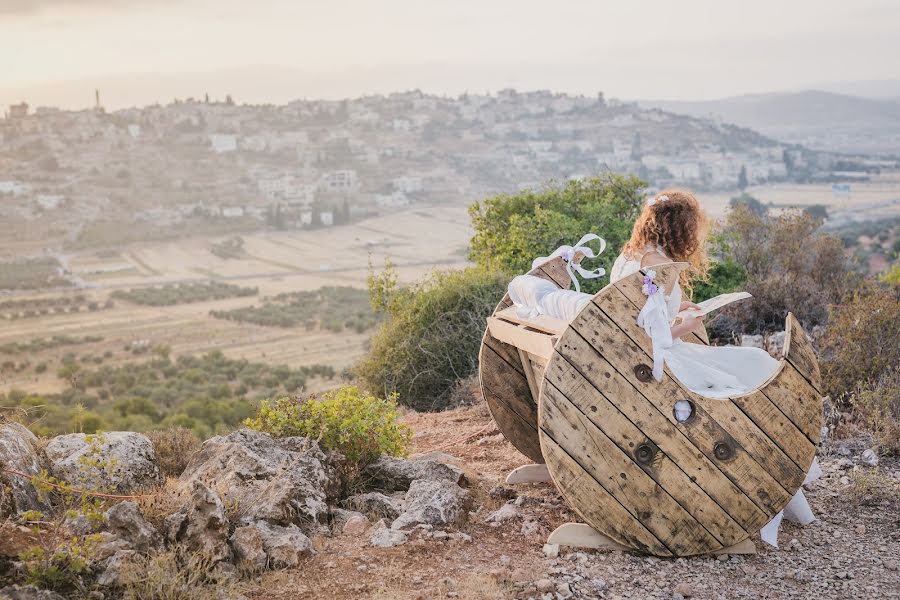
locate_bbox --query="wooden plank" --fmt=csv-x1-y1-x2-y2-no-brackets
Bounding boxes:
482,385,543,463
518,348,542,404
494,306,567,335
541,381,727,554
480,345,538,427
506,463,552,484
783,313,823,394
537,260,573,290
542,359,748,547
572,299,791,518
729,388,817,473
547,330,769,535
540,435,673,556
486,317,555,362
482,327,525,376
758,362,823,446
601,281,807,495
547,523,631,551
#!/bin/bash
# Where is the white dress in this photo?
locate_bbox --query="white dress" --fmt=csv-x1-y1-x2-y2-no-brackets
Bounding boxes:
610,249,779,399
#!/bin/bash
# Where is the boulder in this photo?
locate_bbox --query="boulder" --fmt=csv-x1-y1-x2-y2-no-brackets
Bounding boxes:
0,585,66,600
0,422,49,516
766,331,787,357
391,479,470,530
230,521,313,570
360,456,466,492
178,429,330,531
369,520,408,548
341,515,370,536
165,480,231,563
342,491,402,521
44,432,161,493
740,334,764,350
105,501,162,553
97,549,136,588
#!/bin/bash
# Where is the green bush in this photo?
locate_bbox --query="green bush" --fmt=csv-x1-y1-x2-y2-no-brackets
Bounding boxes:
468,173,646,294
245,386,411,476
357,263,508,411
111,281,257,306
820,283,900,399
709,206,856,336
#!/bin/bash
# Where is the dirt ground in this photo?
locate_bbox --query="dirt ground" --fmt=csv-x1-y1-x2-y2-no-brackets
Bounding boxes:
241,401,900,600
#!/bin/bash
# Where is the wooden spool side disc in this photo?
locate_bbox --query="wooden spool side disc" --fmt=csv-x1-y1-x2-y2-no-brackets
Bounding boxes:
538,263,822,556
478,256,572,463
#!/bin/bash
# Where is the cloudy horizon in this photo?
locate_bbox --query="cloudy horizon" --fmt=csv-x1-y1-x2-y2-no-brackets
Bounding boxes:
2,0,899,110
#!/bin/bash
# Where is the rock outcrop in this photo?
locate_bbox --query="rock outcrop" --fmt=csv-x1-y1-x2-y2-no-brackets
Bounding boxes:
230,521,313,570
0,422,49,516
165,480,231,563
391,479,471,530
44,432,161,493
360,455,466,492
178,429,330,532
342,491,403,521
105,501,162,553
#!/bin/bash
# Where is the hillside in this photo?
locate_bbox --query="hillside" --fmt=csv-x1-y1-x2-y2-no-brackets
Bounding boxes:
639,90,900,155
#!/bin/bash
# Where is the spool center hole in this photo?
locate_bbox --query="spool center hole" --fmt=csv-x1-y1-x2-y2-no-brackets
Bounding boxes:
673,400,694,423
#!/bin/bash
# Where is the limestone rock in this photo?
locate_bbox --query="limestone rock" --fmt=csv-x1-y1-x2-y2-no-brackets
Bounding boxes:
178,429,330,531
485,503,520,524
330,507,366,532
0,585,66,600
391,479,470,530
860,449,879,467
165,480,231,563
360,455,466,492
230,521,313,570
370,523,408,548
105,501,162,553
741,334,764,350
44,431,161,493
0,422,49,516
342,515,371,536
342,491,402,521
97,549,136,588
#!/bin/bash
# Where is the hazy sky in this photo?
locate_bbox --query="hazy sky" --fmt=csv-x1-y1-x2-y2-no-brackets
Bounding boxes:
2,0,899,109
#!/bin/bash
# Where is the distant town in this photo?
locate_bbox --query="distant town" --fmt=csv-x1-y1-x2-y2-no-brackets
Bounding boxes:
1,89,896,252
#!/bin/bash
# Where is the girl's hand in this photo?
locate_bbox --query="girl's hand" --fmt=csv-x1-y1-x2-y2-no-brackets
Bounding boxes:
680,301,703,312
671,312,705,339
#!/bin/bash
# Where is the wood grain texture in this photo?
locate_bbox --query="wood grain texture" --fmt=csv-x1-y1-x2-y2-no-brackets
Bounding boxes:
783,313,823,394
479,255,571,463
539,262,822,556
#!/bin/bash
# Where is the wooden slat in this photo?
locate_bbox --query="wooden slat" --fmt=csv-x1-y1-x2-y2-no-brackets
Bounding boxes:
783,313,823,394
494,306,567,335
518,348,542,404
486,317,555,362
758,362,823,445
541,385,720,555
482,326,525,376
540,435,672,556
480,345,538,431
483,386,543,462
542,359,748,546
537,261,573,290
548,330,769,533
574,298,791,517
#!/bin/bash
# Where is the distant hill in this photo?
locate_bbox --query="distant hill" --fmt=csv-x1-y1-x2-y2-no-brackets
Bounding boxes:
639,90,900,156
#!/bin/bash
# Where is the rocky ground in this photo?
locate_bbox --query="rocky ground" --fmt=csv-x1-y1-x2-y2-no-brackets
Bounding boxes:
1,399,898,600
244,403,900,600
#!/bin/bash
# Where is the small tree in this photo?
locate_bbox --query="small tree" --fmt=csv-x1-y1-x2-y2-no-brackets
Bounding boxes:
738,165,749,190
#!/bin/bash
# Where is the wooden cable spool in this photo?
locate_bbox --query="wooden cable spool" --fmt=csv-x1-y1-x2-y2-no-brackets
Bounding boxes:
537,263,823,556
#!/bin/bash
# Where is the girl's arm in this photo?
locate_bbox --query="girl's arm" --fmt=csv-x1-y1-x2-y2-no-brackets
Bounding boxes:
639,251,704,340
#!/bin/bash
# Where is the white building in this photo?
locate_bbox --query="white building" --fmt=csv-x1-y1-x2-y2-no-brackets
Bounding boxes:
36,194,64,209
319,211,334,226
0,181,26,195
375,191,410,208
222,206,245,218
209,134,237,153
392,175,423,194
319,170,358,193
127,124,141,138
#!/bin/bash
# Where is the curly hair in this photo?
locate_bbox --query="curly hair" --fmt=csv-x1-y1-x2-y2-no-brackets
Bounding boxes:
622,189,710,293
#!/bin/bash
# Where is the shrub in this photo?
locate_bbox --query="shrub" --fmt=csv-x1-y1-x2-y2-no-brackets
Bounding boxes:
118,545,238,600
710,206,856,336
851,367,900,456
146,427,202,477
245,386,411,475
357,263,508,411
468,173,645,294
820,283,900,399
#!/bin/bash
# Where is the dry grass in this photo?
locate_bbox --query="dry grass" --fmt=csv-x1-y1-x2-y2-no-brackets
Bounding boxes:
847,467,900,507
118,545,243,600
146,427,201,478
132,477,189,531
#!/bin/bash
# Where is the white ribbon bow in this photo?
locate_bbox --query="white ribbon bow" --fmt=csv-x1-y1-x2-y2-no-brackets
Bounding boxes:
636,278,673,382
530,233,607,293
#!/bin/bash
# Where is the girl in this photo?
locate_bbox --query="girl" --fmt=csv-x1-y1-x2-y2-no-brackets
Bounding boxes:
610,189,778,398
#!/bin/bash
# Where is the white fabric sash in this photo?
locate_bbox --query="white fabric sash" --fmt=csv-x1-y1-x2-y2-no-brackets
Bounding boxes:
530,233,607,293
636,286,673,382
